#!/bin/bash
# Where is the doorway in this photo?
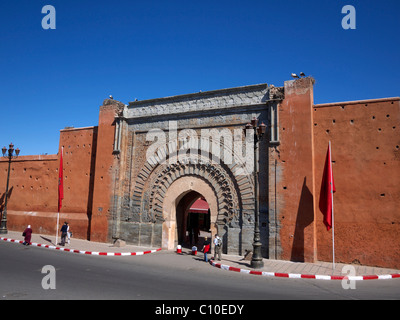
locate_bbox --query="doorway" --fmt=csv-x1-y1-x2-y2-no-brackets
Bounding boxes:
161,176,218,251
176,191,211,249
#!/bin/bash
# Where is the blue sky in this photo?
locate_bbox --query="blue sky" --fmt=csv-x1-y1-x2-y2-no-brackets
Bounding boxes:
0,0,399,156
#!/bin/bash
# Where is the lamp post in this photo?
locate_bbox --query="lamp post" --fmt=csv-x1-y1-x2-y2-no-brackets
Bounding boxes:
0,143,20,234
245,118,266,269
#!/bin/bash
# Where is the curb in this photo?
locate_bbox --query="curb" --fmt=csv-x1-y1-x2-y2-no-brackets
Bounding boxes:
0,236,162,256
209,260,400,281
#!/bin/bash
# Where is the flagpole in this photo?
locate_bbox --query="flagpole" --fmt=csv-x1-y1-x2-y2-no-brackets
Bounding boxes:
56,146,63,246
56,212,59,245
329,141,335,271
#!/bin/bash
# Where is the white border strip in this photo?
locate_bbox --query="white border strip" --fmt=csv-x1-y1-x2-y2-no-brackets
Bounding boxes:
0,236,161,257
209,260,400,281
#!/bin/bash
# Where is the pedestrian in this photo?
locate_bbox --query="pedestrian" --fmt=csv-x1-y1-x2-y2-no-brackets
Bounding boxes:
60,222,68,246
22,225,32,245
202,237,211,262
213,234,222,261
67,223,72,244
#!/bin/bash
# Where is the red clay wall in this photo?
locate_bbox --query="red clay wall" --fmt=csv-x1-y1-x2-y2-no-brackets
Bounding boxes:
0,99,118,243
276,77,400,269
0,126,98,240
0,154,59,234
276,78,317,263
313,97,400,269
58,126,98,239
89,100,122,242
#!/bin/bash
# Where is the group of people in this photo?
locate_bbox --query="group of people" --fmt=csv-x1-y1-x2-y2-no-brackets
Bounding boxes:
21,222,72,246
21,223,221,263
201,234,222,262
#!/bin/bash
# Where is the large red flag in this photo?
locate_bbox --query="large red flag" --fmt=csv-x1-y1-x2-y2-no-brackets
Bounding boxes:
58,148,64,212
319,142,336,231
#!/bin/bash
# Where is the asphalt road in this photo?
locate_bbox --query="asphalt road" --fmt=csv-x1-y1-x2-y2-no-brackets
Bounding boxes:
1,241,399,303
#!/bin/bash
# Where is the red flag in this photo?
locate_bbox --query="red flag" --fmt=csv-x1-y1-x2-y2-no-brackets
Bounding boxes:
319,142,336,231
58,148,64,212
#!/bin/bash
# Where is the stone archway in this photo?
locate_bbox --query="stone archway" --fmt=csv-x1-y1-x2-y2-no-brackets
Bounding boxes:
131,150,254,223
162,176,218,250
127,147,256,254
109,83,276,256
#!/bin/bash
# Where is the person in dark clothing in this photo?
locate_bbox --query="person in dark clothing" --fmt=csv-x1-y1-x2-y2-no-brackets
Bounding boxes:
60,222,68,246
22,225,32,245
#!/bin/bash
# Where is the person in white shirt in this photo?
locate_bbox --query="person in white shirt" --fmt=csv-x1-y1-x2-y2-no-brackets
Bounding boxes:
213,234,222,261
67,224,72,244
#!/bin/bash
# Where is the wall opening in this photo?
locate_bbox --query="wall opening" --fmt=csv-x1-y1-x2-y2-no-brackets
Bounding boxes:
161,176,218,251
176,192,211,249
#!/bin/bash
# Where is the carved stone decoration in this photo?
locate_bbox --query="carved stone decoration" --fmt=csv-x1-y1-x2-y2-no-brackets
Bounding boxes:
130,150,255,228
126,84,269,119
268,85,285,100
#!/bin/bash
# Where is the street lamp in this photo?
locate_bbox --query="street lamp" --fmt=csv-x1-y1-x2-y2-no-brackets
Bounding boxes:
245,118,266,269
0,143,20,234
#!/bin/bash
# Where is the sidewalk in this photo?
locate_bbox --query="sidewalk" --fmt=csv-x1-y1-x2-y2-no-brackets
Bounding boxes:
207,250,400,280
1,230,161,256
1,231,400,280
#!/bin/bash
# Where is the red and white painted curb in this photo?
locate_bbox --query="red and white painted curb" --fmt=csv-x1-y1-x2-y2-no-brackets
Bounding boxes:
0,237,161,256
209,260,400,281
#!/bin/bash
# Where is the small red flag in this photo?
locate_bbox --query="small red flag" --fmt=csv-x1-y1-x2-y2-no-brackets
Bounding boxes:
58,148,64,212
319,142,336,231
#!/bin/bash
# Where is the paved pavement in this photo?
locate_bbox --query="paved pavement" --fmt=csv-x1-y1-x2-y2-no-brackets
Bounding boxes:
2,230,400,280
1,230,159,255
209,252,400,280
